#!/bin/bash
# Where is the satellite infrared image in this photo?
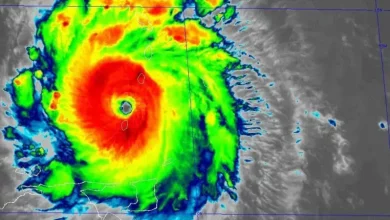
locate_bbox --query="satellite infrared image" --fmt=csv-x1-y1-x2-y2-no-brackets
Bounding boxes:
0,0,390,220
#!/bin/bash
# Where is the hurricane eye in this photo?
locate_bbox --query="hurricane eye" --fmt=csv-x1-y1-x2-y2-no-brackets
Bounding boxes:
120,101,132,115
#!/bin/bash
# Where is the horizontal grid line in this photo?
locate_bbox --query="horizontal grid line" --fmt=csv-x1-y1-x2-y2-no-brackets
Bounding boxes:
198,213,390,217
234,7,375,11
0,4,382,12
0,211,390,217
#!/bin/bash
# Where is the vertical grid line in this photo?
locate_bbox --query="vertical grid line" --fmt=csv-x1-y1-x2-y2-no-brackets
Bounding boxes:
374,0,390,148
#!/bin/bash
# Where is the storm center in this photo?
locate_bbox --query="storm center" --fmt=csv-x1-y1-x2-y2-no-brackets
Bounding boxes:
120,101,132,115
